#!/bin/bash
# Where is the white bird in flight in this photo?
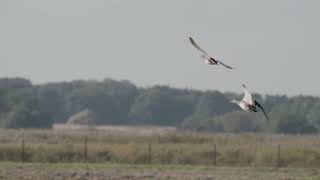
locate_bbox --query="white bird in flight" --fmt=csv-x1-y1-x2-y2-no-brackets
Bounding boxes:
189,37,235,69
230,84,269,120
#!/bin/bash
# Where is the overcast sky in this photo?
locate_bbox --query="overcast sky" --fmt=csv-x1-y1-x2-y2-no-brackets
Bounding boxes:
1,1,319,95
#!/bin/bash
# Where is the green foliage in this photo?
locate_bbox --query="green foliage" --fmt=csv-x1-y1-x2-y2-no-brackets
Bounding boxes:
3,105,42,128
64,83,117,124
62,79,138,124
36,85,66,124
193,91,237,117
183,111,262,133
0,77,32,90
0,86,51,128
0,77,319,134
268,112,317,134
129,86,196,125
306,102,320,128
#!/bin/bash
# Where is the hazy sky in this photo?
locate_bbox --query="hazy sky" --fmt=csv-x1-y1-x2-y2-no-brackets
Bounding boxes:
1,1,319,95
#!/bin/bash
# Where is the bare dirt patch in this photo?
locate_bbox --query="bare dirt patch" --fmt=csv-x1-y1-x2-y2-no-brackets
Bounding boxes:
0,163,319,180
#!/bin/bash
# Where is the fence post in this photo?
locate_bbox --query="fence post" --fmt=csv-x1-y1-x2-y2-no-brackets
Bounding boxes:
166,149,170,164
213,144,217,166
277,144,281,167
21,139,25,163
148,142,152,164
303,144,306,168
84,136,88,163
238,148,241,165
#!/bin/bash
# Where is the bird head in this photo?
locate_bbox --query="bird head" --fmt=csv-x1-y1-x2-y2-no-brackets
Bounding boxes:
230,99,239,104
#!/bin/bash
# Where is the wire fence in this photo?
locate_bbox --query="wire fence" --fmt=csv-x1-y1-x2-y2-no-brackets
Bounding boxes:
3,138,317,168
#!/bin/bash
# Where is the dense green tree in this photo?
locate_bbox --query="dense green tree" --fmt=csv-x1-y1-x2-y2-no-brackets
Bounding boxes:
0,77,319,133
36,85,66,123
1,87,50,128
3,105,44,128
100,79,139,123
193,91,238,117
306,101,320,128
129,86,196,125
263,95,288,112
60,79,139,124
64,84,118,124
269,112,317,134
0,78,32,90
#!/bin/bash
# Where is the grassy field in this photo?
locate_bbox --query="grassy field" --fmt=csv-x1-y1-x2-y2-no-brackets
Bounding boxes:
0,129,320,168
0,162,319,180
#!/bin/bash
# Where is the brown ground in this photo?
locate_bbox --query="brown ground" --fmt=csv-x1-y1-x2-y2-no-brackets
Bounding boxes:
0,163,319,180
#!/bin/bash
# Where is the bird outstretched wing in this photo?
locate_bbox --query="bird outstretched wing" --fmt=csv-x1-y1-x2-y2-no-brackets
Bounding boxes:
254,100,269,121
217,61,235,69
242,84,254,105
189,37,208,55
189,37,235,69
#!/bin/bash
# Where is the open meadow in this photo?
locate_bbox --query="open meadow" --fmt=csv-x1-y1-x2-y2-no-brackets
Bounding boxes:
0,128,320,167
0,128,320,179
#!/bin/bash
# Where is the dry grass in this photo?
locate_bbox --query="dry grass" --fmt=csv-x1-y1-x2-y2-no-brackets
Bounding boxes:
0,129,319,167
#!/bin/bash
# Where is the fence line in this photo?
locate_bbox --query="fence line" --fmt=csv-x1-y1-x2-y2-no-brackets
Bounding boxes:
12,138,316,168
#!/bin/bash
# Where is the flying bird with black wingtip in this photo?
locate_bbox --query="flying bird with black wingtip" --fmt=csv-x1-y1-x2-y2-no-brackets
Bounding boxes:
189,37,235,69
230,84,269,121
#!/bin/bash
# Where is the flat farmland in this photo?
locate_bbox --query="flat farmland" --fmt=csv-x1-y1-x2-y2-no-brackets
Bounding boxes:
0,162,319,180
0,129,320,167
0,129,320,179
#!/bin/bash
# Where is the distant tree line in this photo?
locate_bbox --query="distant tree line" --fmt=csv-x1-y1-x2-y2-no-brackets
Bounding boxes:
0,77,319,134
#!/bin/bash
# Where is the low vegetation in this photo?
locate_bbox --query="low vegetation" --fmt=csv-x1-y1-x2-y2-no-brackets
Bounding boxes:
0,129,320,167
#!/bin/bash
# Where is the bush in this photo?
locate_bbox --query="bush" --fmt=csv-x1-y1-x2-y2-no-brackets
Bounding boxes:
269,112,317,134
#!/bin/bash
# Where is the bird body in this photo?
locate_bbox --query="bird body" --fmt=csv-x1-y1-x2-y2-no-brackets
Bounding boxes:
231,84,269,120
202,55,217,65
240,101,253,111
